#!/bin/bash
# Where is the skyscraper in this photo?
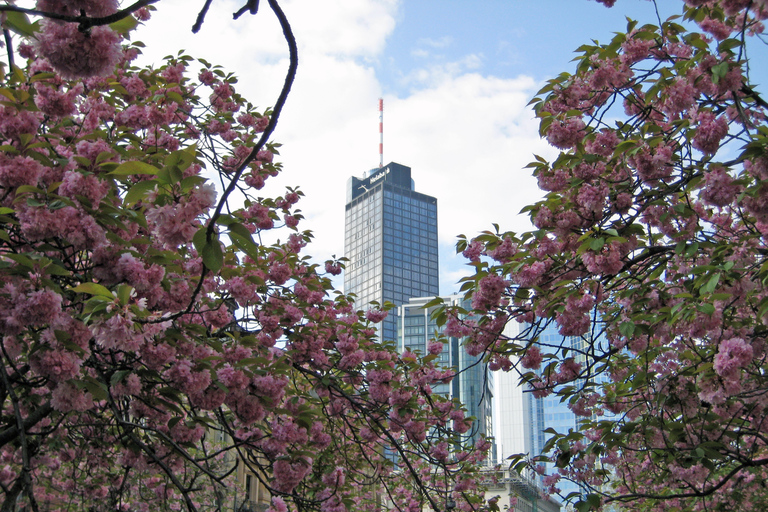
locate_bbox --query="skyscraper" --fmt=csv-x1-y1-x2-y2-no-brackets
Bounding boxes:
396,294,493,449
344,162,439,342
526,322,593,504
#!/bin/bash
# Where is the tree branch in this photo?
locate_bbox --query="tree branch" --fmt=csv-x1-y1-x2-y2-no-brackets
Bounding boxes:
0,0,159,30
192,0,214,33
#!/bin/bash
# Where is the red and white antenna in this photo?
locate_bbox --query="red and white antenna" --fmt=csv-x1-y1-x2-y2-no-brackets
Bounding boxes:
378,98,384,168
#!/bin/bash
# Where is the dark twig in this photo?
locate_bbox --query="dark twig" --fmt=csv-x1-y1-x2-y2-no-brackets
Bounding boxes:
2,29,13,70
233,0,260,19
0,0,159,31
192,0,214,33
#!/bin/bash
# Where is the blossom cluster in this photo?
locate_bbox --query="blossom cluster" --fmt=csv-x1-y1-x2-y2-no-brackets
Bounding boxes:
452,1,768,510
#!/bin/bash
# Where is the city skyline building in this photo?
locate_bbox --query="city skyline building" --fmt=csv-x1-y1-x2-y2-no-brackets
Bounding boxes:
397,295,493,451
344,162,439,342
494,323,530,467
527,322,591,505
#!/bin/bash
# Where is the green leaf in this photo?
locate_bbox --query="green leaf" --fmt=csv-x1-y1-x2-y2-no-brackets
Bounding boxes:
5,253,36,269
72,282,114,298
701,273,721,294
110,370,132,387
166,90,185,105
192,227,207,254
202,237,223,273
116,284,134,306
5,11,37,37
110,161,160,177
229,222,254,242
711,62,729,84
109,15,139,35
619,321,635,337
78,376,108,401
230,232,260,262
124,180,159,206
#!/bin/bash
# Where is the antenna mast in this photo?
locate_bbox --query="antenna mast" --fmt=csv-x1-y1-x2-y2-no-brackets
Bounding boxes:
378,98,384,168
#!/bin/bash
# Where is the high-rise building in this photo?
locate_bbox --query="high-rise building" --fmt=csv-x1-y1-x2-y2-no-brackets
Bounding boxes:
526,322,592,504
344,162,439,342
397,295,493,450
494,323,531,466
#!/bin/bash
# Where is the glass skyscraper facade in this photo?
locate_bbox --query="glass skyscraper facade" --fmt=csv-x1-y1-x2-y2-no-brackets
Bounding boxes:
525,321,599,504
397,295,494,451
344,162,439,342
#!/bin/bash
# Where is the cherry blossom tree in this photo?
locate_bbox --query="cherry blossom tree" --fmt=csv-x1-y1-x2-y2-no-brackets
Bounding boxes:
454,0,768,510
0,2,490,511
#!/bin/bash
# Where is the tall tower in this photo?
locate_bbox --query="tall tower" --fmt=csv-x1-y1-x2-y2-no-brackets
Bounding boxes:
344,162,439,342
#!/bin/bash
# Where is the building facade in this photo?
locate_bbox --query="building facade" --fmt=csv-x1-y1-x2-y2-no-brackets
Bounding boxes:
344,162,439,342
396,295,493,449
526,322,590,507
481,468,561,512
494,323,532,467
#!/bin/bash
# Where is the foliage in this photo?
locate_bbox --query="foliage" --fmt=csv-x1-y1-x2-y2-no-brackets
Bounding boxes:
0,1,489,512
455,0,768,510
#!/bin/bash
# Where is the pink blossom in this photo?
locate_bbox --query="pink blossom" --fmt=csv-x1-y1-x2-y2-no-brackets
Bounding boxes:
663,78,697,115
325,261,342,276
34,82,81,117
35,21,122,79
269,262,291,285
513,260,549,288
546,116,586,150
462,240,483,262
471,274,507,311
428,341,443,355
365,308,388,323
520,345,543,369
693,111,729,155
629,143,675,182
488,236,517,262
699,17,734,40
0,156,44,189
36,0,119,17
585,129,620,157
51,381,93,412
444,315,474,338
198,70,216,86
556,358,583,383
714,337,753,379
700,166,741,207
0,107,41,142
272,457,312,493
268,497,288,512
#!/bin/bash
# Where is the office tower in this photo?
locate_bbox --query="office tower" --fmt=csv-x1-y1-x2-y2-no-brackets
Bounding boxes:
344,162,439,342
397,295,493,450
493,322,532,466
526,322,590,503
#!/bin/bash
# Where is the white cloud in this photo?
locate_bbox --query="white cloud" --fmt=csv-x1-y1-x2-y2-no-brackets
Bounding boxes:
416,36,453,49
400,54,485,88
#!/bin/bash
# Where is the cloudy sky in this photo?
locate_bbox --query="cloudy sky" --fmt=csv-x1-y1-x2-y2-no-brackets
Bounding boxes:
134,0,680,295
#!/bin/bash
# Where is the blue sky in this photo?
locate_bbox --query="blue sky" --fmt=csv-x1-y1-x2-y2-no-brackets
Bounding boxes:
133,0,747,296
377,1,677,94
